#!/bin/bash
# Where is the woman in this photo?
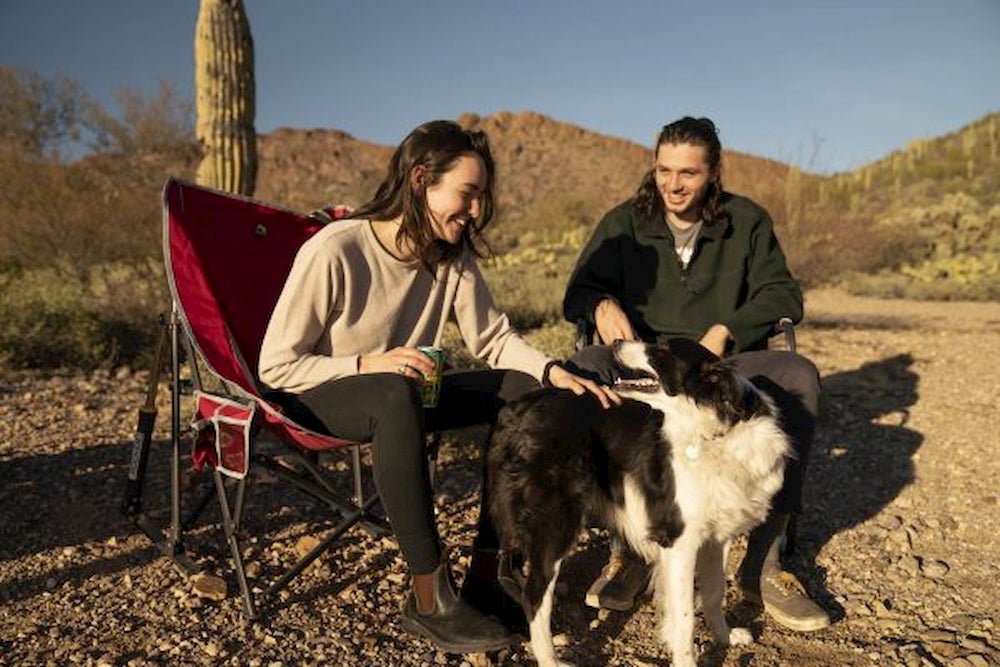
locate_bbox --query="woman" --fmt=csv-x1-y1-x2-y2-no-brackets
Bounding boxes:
259,120,618,653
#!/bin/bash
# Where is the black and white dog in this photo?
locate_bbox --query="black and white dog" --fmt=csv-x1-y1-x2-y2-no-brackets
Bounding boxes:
487,339,791,667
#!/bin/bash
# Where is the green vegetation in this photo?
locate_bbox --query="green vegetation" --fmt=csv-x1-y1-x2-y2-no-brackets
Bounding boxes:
1,67,997,371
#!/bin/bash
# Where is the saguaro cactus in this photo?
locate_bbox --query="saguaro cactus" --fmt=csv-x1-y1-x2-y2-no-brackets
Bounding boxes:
195,0,257,195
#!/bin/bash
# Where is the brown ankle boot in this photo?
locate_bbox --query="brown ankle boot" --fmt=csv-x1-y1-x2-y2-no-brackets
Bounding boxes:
738,513,830,632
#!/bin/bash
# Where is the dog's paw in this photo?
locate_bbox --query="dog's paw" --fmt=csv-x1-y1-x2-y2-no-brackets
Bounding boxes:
727,626,753,646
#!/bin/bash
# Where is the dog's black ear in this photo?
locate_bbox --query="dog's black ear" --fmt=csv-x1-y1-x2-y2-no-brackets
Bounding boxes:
712,371,774,425
647,343,686,395
666,337,719,367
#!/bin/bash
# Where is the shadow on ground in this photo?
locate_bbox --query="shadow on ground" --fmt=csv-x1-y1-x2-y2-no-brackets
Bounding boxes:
791,352,922,616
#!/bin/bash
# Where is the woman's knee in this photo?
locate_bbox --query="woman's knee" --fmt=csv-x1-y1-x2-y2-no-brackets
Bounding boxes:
374,374,424,413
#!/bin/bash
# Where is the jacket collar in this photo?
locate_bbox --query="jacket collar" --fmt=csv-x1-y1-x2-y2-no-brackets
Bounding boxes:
635,207,731,241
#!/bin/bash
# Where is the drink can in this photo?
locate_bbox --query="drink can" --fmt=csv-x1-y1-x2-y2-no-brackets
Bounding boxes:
417,346,445,408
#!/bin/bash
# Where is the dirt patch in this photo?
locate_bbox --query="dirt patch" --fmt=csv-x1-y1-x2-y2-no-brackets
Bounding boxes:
1,290,998,666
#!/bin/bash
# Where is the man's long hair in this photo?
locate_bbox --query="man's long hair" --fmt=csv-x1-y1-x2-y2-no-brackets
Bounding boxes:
351,120,495,273
631,117,726,225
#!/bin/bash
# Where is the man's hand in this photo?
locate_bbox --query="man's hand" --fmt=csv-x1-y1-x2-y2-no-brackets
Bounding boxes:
699,324,732,357
546,364,622,409
594,298,636,345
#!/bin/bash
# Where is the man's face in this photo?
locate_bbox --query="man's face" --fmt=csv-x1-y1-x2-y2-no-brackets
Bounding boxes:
653,142,713,223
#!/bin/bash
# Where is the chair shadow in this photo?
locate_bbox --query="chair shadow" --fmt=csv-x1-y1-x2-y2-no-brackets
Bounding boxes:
784,352,923,620
0,435,366,604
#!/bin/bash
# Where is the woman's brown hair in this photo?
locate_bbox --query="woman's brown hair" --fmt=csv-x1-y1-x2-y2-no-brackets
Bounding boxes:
351,120,496,272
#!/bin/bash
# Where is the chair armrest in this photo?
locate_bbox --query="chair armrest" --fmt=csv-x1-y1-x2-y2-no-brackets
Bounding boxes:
769,317,797,353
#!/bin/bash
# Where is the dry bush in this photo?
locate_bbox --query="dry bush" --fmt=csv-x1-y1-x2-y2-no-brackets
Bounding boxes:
0,69,194,369
0,262,166,369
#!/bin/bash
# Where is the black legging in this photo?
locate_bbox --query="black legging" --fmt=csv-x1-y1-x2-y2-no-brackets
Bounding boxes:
269,369,539,575
566,345,820,514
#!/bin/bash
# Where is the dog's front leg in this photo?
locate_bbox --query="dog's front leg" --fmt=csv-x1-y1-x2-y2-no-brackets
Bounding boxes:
655,537,698,667
697,540,752,647
528,560,576,667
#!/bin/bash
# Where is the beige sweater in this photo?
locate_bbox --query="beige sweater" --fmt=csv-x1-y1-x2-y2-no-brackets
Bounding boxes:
258,219,551,393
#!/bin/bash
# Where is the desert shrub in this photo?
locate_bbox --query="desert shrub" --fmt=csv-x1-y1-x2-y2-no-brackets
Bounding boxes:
0,261,167,369
840,192,1000,301
787,211,924,289
523,321,577,359
482,227,588,330
845,252,1000,301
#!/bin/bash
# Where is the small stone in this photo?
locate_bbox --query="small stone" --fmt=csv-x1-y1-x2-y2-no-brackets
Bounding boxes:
466,654,491,667
928,641,963,660
879,514,904,531
190,573,227,601
948,614,978,632
922,629,957,643
295,535,322,559
244,562,261,579
873,599,893,618
552,633,569,647
853,601,873,616
45,578,57,590
203,642,220,658
898,555,920,575
922,560,950,579
877,618,905,631
959,637,988,652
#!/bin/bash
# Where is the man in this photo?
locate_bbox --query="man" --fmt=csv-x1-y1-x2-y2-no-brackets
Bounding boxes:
562,116,830,631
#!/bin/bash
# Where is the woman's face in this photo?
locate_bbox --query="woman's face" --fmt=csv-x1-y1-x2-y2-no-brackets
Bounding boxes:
654,142,713,223
423,153,487,245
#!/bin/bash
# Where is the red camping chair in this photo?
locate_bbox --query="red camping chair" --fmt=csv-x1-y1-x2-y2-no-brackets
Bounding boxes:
123,178,403,620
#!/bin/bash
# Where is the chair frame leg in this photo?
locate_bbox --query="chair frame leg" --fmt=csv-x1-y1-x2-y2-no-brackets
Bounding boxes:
214,471,256,619
126,309,201,578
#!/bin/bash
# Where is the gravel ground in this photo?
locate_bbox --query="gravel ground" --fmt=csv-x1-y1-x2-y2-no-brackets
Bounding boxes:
2,288,999,667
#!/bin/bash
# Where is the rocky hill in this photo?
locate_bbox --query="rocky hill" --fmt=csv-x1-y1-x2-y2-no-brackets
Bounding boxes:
255,111,793,251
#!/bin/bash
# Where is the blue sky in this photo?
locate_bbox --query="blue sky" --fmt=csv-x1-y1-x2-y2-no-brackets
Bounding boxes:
1,0,998,173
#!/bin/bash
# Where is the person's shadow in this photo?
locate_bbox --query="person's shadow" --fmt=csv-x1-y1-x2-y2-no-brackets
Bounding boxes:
778,351,922,623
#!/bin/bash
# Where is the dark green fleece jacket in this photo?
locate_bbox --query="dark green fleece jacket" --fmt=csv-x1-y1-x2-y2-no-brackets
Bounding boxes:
563,193,803,352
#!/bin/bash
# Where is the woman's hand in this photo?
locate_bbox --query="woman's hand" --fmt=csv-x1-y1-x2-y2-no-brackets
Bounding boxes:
546,364,621,409
359,346,437,379
594,298,636,345
698,324,732,358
